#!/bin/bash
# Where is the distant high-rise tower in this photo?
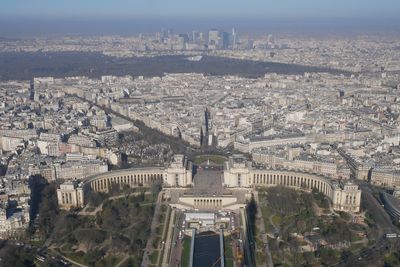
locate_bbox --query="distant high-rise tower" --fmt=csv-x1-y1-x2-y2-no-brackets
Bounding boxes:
208,29,220,47
178,33,189,43
192,31,200,43
161,28,166,37
167,28,174,38
178,33,189,50
231,28,238,48
247,39,254,49
221,32,230,49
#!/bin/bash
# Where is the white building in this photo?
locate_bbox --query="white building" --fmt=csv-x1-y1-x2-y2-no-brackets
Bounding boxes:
0,136,24,152
164,154,193,187
57,181,85,210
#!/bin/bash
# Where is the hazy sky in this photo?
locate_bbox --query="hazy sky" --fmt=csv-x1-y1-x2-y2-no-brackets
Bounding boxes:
0,0,399,37
1,0,399,19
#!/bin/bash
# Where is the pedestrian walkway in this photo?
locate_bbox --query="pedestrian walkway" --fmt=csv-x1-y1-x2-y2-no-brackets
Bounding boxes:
141,191,164,267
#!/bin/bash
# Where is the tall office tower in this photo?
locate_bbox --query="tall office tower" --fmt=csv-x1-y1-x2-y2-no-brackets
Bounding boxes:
192,31,200,43
231,28,239,49
177,36,185,50
167,28,174,38
231,28,238,48
199,32,205,42
177,34,189,50
247,39,254,49
221,32,230,49
267,34,274,44
161,28,168,40
155,31,161,42
178,33,189,43
208,29,220,46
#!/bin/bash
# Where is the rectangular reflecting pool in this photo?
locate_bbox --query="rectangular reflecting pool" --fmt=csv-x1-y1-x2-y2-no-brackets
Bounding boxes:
193,231,221,267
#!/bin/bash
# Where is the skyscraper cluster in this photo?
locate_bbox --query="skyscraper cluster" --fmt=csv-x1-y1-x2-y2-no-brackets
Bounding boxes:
159,27,240,50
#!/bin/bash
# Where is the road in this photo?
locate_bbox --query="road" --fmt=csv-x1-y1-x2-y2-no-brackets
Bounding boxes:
168,212,184,267
253,191,274,267
161,208,176,267
240,208,255,267
326,182,400,266
328,235,398,267
49,248,88,267
359,182,398,236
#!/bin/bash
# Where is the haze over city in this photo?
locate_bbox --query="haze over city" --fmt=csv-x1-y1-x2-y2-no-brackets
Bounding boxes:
0,0,399,37
0,1,400,267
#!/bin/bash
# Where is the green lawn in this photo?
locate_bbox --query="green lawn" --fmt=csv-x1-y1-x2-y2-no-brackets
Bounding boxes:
271,214,282,226
224,235,234,267
149,250,158,265
349,242,364,252
181,235,192,267
256,186,369,267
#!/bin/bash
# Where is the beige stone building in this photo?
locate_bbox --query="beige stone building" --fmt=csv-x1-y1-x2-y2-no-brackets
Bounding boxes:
371,169,400,188
164,154,193,187
57,155,192,208
57,154,360,212
337,148,370,180
252,152,337,177
0,136,24,152
57,181,85,209
224,155,361,212
331,183,361,212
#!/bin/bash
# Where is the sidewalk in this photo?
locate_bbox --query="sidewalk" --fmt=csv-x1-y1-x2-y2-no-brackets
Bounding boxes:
141,191,164,267
253,191,274,267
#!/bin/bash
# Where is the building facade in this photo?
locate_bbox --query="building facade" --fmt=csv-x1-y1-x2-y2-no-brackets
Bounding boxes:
57,181,85,209
0,198,30,238
224,155,361,212
252,152,338,177
164,154,193,186
57,155,192,209
371,169,400,188
57,154,360,213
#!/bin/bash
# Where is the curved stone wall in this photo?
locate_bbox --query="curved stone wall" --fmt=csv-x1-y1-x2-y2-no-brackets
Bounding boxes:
247,169,361,212
250,169,334,199
84,167,165,192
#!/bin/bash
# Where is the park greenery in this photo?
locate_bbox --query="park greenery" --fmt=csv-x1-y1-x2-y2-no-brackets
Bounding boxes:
224,235,234,267
29,177,157,267
181,235,191,267
28,175,60,239
384,250,400,266
255,186,370,266
0,241,35,267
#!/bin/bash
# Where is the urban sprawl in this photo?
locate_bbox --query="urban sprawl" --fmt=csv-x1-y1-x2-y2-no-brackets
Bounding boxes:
0,28,400,266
